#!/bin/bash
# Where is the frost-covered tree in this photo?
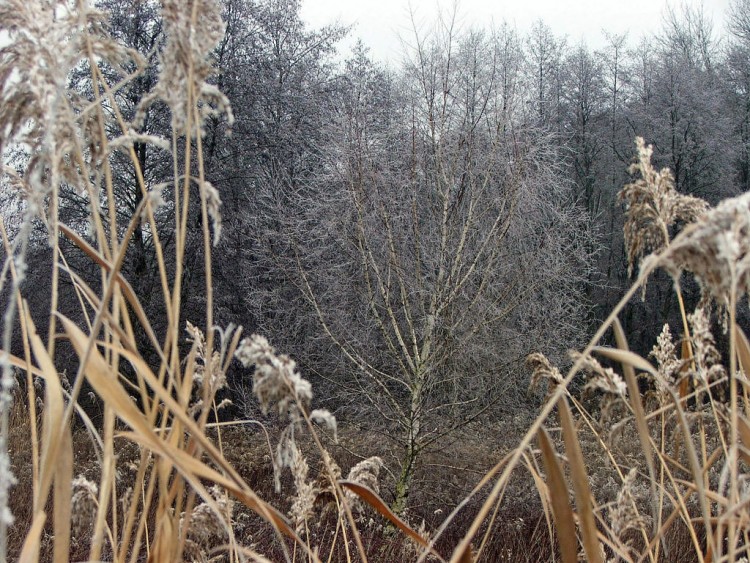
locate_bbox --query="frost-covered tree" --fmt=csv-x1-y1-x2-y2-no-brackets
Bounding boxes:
269,22,595,512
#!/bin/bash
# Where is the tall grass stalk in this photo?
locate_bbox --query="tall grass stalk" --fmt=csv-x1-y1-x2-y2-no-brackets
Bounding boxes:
438,138,750,562
0,1,395,561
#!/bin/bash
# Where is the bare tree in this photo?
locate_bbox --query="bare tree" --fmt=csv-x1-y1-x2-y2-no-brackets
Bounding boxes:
263,21,594,512
727,0,750,193
562,42,607,217
525,19,566,131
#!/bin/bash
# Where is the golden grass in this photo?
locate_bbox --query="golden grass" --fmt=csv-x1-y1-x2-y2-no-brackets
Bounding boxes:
0,2,433,561
436,139,750,563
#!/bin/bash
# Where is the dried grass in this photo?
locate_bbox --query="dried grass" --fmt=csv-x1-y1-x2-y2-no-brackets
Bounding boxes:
0,1,370,561
439,137,750,563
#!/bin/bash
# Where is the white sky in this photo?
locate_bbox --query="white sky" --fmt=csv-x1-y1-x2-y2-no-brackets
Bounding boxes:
301,0,734,62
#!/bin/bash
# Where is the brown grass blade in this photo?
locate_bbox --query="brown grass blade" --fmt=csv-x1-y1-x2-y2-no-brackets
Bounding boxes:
558,396,603,563
105,343,247,484
734,325,750,378
53,429,73,563
680,339,692,400
24,306,66,513
18,512,46,563
611,320,656,470
233,545,275,562
455,544,473,563
119,430,297,538
734,325,750,411
339,480,444,560
5,350,104,452
737,416,750,458
58,222,163,355
612,318,659,538
24,305,74,563
536,427,578,563
592,345,658,376
149,513,178,563
419,451,513,563
59,316,150,433
59,315,298,540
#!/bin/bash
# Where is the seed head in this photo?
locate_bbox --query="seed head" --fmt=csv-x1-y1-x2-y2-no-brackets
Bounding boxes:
619,137,708,276
345,457,384,512
234,334,312,417
71,476,99,538
658,192,750,307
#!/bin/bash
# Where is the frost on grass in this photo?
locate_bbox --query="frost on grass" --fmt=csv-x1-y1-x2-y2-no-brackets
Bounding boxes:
0,0,142,215
572,350,627,422
344,456,384,513
656,191,750,308
186,321,226,394
526,352,563,400
136,0,233,136
130,0,231,246
0,436,16,528
0,8,145,542
622,139,750,310
688,307,726,385
184,321,239,417
71,476,98,539
201,179,223,245
619,137,708,276
649,323,683,400
609,469,649,550
235,334,337,492
234,334,312,418
288,444,316,534
234,335,343,532
180,485,234,561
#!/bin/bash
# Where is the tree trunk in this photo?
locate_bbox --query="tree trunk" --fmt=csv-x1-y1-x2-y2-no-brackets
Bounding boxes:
392,388,422,514
392,439,418,515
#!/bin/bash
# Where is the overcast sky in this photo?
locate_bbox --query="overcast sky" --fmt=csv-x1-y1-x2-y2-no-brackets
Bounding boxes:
301,0,733,62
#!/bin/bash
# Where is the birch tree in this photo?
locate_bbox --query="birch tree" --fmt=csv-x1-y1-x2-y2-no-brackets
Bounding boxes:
279,24,593,512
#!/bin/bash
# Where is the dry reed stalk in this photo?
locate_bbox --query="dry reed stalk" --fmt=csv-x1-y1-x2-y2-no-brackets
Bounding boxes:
0,1,342,561
445,138,750,563
536,427,578,563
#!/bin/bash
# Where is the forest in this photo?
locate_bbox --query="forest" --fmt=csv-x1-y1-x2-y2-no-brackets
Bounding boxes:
3,0,750,561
